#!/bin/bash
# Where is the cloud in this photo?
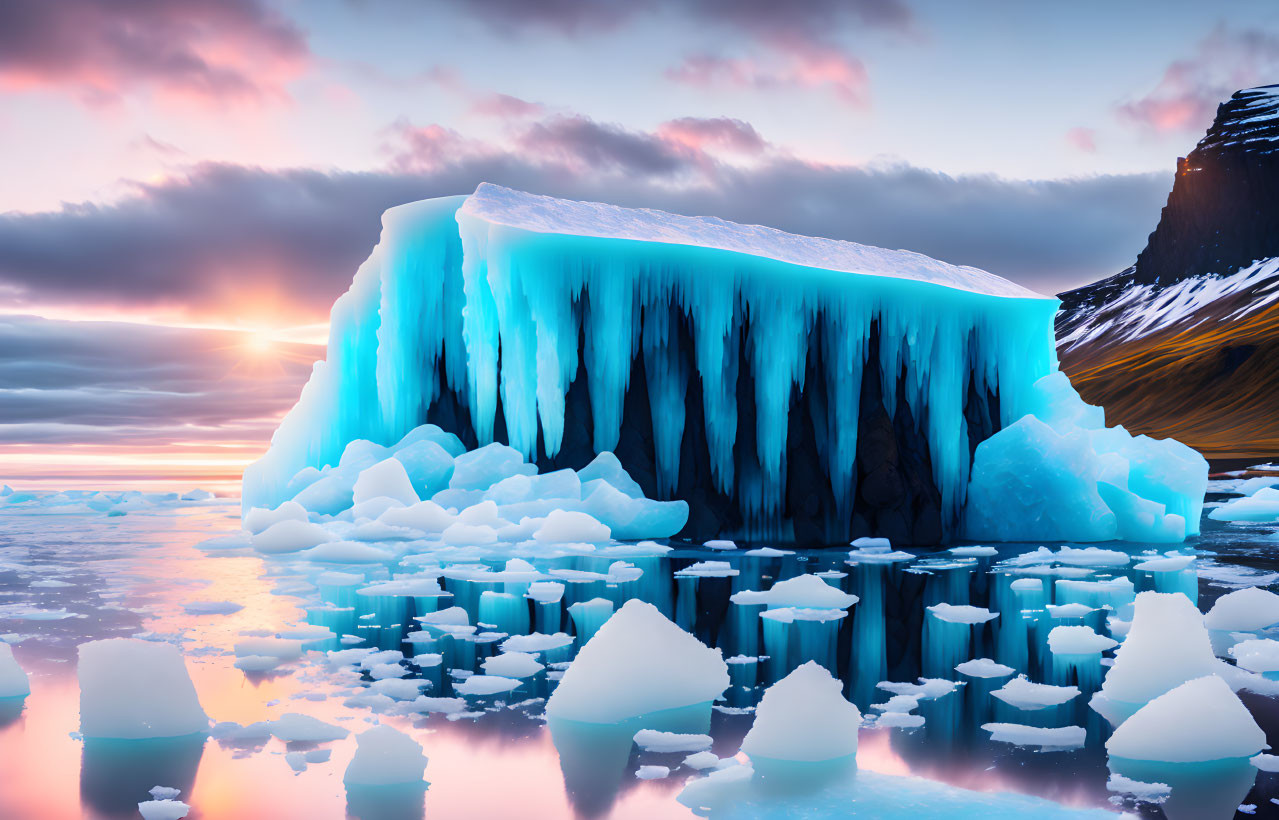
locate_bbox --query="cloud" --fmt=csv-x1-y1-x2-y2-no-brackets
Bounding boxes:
0,115,1170,334
470,92,545,119
667,48,870,108
1116,25,1279,136
1066,127,1097,153
0,314,315,441
0,0,309,105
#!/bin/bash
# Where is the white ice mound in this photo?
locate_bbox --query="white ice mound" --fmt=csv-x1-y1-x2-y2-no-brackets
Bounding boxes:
545,599,728,724
1205,586,1279,631
990,676,1080,710
352,458,420,507
251,518,332,554
1097,591,1217,709
966,372,1206,543
0,643,30,697
927,603,998,624
344,724,428,786
1106,675,1265,763
730,574,859,610
78,638,208,739
1047,625,1118,655
1209,486,1279,522
740,661,861,763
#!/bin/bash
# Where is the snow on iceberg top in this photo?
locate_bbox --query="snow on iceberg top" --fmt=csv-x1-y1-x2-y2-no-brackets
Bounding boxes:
458,183,1046,300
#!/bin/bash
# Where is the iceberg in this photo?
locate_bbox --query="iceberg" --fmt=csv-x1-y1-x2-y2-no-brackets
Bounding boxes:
77,639,208,739
244,183,1071,545
739,661,861,764
1106,675,1265,763
545,599,728,724
343,725,428,786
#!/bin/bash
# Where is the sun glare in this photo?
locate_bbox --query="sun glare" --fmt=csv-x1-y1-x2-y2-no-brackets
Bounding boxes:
243,331,275,355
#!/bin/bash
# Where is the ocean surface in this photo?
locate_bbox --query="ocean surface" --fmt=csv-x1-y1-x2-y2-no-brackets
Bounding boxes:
0,486,1276,820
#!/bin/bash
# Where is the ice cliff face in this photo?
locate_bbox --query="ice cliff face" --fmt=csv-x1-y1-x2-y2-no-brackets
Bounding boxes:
245,184,1063,544
1058,85,1279,460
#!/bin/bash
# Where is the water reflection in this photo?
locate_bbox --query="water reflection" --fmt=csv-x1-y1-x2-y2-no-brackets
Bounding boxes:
0,496,1277,818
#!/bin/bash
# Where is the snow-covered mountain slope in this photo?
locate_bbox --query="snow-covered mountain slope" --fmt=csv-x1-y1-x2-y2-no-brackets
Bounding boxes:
1058,85,1279,460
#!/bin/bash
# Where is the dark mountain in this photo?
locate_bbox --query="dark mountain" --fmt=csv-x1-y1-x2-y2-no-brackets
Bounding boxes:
1057,85,1279,461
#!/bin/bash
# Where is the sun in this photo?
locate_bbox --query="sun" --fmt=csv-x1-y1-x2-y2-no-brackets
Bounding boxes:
242,331,275,356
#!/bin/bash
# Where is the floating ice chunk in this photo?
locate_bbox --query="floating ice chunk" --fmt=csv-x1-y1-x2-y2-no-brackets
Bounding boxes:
683,751,720,769
1209,487,1279,522
0,643,30,697
1045,603,1095,619
534,510,611,544
77,639,208,739
251,519,332,555
1229,639,1279,673
1009,578,1043,592
368,663,407,680
875,712,925,728
352,458,420,507
1048,626,1118,655
233,655,281,672
300,541,394,563
1251,753,1279,772
440,522,499,546
981,723,1086,749
344,724,428,786
760,607,846,624
138,800,190,820
416,608,470,627
1097,591,1217,711
967,373,1205,543
357,577,448,598
266,712,349,742
847,541,915,562
526,582,565,604
1106,774,1170,803
500,632,573,654
990,676,1080,710
872,695,920,714
449,443,536,492
877,678,958,700
677,561,739,578
454,675,521,696
743,547,794,557
378,499,456,533
234,637,303,661
244,500,308,534
369,678,430,700
633,729,713,753
950,546,998,557
955,658,1015,679
851,537,891,550
742,662,861,763
1134,554,1195,572
927,603,998,624
636,765,670,780
731,574,858,610
149,787,181,801
1205,587,1279,631
545,599,728,724
1106,675,1265,762
482,652,544,679
703,540,737,551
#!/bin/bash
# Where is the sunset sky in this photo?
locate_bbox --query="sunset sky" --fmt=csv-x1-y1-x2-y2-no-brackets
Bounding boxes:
4,0,1279,491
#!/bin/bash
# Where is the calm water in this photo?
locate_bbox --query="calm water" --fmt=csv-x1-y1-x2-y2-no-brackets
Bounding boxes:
0,489,1277,820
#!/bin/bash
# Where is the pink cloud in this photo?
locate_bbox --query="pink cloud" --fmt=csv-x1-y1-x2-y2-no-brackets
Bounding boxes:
1116,26,1279,136
1065,127,1097,153
0,0,309,107
667,36,870,108
470,93,546,119
656,117,768,154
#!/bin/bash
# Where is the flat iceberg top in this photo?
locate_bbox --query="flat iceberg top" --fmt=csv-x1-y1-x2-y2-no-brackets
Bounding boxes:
459,183,1046,300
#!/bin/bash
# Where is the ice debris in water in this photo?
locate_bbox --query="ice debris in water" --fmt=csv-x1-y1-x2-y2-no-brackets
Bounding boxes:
990,676,1080,710
981,723,1086,749
1229,639,1279,673
633,729,713,753
545,599,728,724
966,371,1206,543
266,713,349,743
138,800,191,820
1047,626,1118,655
927,603,998,624
242,425,687,555
1205,586,1279,631
0,642,30,697
636,765,670,780
344,725,428,786
77,638,208,739
1106,675,1265,763
1209,487,1279,522
730,574,859,609
955,658,1015,679
1094,591,1217,718
1106,774,1170,803
1251,753,1279,772
741,661,861,763
149,787,181,801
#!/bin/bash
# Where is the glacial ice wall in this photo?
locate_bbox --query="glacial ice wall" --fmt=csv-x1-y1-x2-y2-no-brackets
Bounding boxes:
244,184,1061,542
